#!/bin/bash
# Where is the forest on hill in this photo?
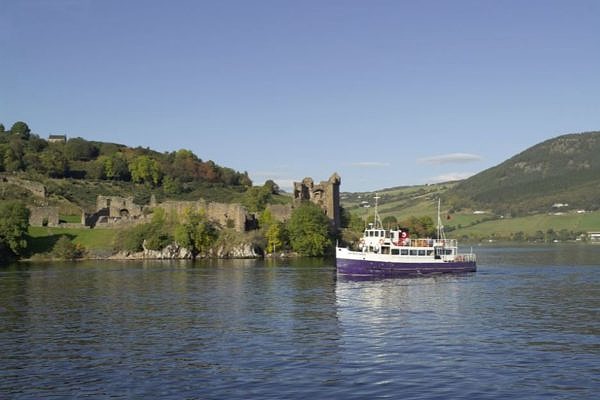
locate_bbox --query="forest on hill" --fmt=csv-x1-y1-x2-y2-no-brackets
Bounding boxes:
0,121,265,210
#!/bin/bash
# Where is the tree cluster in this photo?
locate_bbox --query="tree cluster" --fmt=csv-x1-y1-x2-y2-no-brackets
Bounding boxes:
0,121,252,192
0,200,30,262
259,202,334,256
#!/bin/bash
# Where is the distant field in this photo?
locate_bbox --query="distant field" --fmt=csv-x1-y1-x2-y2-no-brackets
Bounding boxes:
451,211,600,238
342,184,600,240
344,182,453,222
27,226,118,256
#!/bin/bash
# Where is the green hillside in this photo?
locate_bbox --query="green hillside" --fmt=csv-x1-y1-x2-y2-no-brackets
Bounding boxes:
0,120,282,213
446,131,600,216
341,131,600,241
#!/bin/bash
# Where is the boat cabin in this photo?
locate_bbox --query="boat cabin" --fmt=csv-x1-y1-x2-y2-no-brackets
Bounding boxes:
359,224,457,259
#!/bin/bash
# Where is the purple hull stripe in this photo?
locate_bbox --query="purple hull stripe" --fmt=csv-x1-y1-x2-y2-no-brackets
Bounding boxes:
336,258,476,276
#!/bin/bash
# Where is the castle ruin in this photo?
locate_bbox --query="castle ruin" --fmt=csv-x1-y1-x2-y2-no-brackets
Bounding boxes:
293,173,341,229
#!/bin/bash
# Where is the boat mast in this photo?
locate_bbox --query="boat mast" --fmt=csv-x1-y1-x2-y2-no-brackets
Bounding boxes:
436,198,446,240
373,193,381,229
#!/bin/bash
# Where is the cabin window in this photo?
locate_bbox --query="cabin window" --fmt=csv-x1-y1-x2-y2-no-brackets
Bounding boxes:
418,250,426,256
427,250,434,256
375,231,379,237
391,249,399,255
369,231,374,237
401,249,408,255
410,250,417,256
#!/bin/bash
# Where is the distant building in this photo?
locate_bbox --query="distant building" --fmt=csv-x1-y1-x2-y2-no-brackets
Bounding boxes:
552,203,568,208
48,134,66,143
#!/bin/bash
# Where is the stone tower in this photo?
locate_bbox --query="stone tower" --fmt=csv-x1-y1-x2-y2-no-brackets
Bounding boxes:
293,173,341,229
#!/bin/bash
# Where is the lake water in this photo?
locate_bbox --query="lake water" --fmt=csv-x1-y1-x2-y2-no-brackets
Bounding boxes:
1,245,599,399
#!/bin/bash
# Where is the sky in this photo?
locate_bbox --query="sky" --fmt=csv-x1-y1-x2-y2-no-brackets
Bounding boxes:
2,0,599,192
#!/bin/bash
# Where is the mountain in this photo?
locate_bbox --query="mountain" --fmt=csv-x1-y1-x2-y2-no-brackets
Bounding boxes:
446,131,600,216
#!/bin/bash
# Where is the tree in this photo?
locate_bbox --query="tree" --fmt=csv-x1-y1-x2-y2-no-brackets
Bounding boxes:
265,223,283,254
162,175,184,195
3,138,24,172
242,185,272,212
174,210,218,258
0,123,5,133
52,236,85,260
40,147,69,178
171,149,200,182
64,137,99,161
10,121,30,140
264,179,280,194
400,215,435,238
287,202,331,256
239,171,253,187
103,153,130,181
0,201,30,257
129,155,161,186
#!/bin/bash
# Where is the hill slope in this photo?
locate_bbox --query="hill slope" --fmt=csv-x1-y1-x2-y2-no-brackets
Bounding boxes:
446,131,600,215
0,120,256,212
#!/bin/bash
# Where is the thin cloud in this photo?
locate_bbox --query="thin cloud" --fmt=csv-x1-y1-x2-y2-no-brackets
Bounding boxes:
418,153,483,164
274,179,295,192
428,172,475,183
350,161,391,168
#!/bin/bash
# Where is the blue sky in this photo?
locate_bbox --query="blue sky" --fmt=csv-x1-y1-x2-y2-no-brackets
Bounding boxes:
2,0,599,192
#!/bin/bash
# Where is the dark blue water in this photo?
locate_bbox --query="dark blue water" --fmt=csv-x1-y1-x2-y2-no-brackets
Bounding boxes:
1,245,599,399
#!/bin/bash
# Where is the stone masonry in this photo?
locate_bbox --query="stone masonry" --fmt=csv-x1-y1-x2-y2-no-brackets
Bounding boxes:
293,173,341,229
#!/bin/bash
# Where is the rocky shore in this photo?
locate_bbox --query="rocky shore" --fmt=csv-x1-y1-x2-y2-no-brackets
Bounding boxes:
108,240,261,260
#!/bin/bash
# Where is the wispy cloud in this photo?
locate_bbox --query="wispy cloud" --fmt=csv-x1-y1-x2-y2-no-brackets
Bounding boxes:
350,161,391,168
427,172,475,183
418,153,483,164
273,179,295,192
249,170,295,192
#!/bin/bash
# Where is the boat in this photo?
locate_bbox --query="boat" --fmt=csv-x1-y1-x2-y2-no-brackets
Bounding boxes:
336,196,476,277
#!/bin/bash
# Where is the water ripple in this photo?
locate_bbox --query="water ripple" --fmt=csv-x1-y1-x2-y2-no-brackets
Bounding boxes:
1,249,599,399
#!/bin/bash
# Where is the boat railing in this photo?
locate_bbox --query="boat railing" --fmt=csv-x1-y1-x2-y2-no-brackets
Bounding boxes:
393,238,458,248
453,253,476,262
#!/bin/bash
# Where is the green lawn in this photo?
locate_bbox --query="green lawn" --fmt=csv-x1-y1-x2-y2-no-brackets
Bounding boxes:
27,226,118,256
59,214,82,223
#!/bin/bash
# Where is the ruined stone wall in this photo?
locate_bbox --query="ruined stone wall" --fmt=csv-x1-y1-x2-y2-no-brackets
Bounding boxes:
266,204,293,222
96,195,144,218
293,173,341,229
156,200,250,232
28,206,59,227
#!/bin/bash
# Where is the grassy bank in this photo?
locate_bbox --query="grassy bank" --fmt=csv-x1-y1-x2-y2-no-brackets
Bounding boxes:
27,226,118,257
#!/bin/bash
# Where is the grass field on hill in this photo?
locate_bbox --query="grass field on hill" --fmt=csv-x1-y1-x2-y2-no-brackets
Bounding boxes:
343,184,600,241
452,211,600,239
